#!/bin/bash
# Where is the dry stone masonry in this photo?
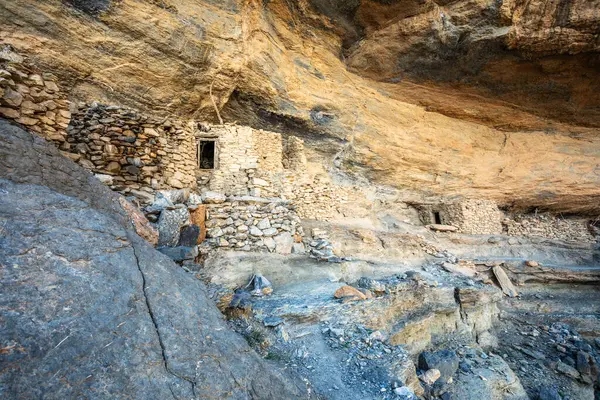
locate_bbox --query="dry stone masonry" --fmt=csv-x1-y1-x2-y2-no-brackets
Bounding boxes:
503,213,595,243
418,199,504,235
64,103,197,203
0,45,70,144
203,197,303,254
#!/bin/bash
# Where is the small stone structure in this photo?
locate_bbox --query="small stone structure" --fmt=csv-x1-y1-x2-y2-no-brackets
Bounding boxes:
197,125,298,198
0,45,71,144
418,199,504,235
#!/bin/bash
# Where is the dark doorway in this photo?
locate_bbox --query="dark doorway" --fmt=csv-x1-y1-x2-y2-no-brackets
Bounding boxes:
433,211,442,225
198,140,215,169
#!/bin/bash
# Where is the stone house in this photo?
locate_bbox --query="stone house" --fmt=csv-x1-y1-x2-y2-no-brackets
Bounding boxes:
195,125,306,199
417,199,504,235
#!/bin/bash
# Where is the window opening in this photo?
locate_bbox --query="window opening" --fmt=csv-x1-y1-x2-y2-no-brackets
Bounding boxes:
198,140,215,169
433,211,442,225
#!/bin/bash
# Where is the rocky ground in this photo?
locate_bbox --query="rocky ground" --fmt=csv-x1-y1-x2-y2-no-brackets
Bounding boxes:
197,217,600,400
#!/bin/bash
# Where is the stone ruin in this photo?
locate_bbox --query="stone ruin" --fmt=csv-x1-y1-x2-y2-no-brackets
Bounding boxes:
416,198,596,243
417,199,504,235
1,45,596,256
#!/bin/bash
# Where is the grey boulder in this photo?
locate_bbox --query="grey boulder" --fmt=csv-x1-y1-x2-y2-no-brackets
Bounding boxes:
156,207,190,246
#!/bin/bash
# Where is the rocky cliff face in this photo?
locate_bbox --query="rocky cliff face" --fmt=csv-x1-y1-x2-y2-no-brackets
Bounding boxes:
1,0,599,214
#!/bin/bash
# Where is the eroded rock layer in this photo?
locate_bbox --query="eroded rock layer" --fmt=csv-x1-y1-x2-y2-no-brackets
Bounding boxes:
0,0,599,215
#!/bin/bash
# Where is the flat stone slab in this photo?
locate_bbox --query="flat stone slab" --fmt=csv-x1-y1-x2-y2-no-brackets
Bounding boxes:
427,224,459,232
492,265,518,297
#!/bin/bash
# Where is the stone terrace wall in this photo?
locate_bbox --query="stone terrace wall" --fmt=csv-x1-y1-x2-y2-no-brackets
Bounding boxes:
203,199,304,253
0,45,71,145
503,214,596,243
64,103,197,203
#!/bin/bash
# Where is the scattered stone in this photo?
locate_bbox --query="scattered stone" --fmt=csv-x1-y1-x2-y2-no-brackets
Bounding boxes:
246,274,273,297
575,351,591,376
178,225,201,247
158,189,188,205
333,285,366,302
555,360,580,379
157,207,190,247
393,386,417,399
368,331,387,342
441,262,477,278
427,224,458,232
516,346,546,360
420,369,441,385
477,331,498,348
526,260,540,267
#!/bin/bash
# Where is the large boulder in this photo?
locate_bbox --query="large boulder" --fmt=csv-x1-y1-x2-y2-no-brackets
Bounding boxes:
156,207,190,247
0,121,310,399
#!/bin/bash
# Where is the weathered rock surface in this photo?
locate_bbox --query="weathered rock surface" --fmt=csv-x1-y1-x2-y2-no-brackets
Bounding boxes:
156,207,190,247
418,350,459,383
1,1,599,214
0,121,309,399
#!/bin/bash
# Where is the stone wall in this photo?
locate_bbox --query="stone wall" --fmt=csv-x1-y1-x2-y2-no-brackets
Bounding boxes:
292,177,357,221
0,45,369,225
203,198,304,253
0,45,71,144
283,136,308,171
418,199,504,235
253,129,284,172
455,199,504,235
199,125,304,199
63,103,197,203
503,214,596,243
